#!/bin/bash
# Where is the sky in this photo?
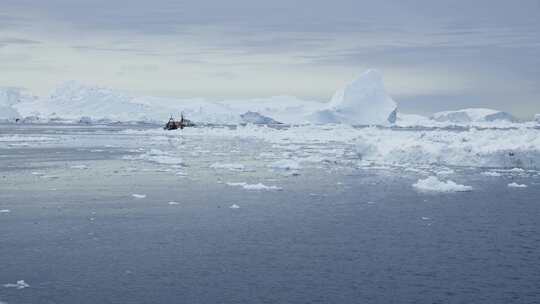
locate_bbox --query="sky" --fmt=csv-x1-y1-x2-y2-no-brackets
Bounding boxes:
1,0,539,118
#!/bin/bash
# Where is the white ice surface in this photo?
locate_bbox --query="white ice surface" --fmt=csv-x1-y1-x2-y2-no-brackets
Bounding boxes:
3,280,30,289
507,182,528,188
413,176,472,192
226,182,282,191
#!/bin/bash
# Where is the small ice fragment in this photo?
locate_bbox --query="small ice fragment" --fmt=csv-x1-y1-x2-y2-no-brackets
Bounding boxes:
70,165,88,169
366,201,376,205
226,182,282,191
508,182,527,188
31,172,44,176
230,204,240,209
175,172,186,176
210,163,245,171
481,171,502,177
168,202,179,205
421,217,431,220
413,176,472,192
0,209,10,213
3,280,29,289
132,194,146,199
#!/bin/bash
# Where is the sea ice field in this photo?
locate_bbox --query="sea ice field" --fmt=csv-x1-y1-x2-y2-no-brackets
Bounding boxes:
1,123,539,303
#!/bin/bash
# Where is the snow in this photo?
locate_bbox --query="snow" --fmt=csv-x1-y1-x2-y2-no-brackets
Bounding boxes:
508,182,527,188
132,194,147,199
3,280,30,289
413,176,472,192
309,70,397,125
226,182,282,191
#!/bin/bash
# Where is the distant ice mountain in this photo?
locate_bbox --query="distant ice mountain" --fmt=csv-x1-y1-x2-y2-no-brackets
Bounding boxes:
432,108,517,123
1,71,534,127
309,70,397,125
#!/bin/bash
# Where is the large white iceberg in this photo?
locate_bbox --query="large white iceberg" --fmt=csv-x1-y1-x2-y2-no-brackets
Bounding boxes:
309,70,397,125
432,108,517,124
0,88,32,120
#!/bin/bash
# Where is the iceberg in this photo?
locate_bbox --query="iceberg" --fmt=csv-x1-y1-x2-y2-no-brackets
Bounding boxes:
309,70,397,125
432,108,517,124
240,111,282,125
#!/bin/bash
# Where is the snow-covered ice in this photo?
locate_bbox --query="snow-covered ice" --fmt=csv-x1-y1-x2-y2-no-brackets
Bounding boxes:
508,182,528,188
413,176,472,192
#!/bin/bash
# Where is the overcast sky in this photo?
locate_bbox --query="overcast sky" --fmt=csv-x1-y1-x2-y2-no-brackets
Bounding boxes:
1,0,539,117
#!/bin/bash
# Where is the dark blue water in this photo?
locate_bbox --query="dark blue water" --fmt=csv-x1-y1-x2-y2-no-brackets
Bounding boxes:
1,125,539,304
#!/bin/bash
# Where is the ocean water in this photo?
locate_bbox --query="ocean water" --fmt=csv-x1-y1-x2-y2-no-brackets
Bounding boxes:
1,124,539,304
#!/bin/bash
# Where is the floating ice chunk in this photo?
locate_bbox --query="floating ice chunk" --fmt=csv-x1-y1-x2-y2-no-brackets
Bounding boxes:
268,159,301,171
168,202,179,205
210,163,245,171
0,209,10,213
70,164,88,170
481,171,502,177
421,217,431,220
132,194,147,199
508,182,527,188
230,204,240,209
413,176,472,192
226,182,282,191
3,280,29,289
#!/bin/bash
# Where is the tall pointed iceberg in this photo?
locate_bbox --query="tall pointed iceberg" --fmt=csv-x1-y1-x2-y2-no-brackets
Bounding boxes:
309,69,397,125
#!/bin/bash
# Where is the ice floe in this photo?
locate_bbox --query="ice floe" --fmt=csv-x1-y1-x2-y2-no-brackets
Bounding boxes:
507,182,528,188
210,163,246,171
132,194,147,199
3,280,29,289
168,202,180,205
0,209,10,213
413,176,472,192
226,182,282,191
70,164,88,170
230,204,240,209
